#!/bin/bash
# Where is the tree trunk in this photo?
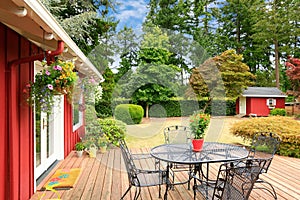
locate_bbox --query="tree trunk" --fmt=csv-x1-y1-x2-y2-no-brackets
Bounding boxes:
146,103,149,118
274,39,280,88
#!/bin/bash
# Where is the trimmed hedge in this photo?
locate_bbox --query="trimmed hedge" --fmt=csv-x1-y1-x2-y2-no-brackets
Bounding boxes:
148,99,236,117
96,99,236,118
230,116,300,158
114,104,144,124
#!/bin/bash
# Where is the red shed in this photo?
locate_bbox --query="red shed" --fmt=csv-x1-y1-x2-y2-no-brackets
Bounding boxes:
0,1,103,199
236,87,286,117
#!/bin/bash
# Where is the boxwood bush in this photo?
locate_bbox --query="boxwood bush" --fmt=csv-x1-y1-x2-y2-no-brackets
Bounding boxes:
230,116,300,158
114,104,144,124
270,108,287,116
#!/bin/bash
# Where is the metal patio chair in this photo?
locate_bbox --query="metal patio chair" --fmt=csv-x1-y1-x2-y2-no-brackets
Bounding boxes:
193,158,266,200
248,132,281,199
119,139,167,200
163,125,193,189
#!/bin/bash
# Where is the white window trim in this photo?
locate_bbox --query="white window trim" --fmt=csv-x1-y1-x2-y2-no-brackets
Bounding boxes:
73,93,84,131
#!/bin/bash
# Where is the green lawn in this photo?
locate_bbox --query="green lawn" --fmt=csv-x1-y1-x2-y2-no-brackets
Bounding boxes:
125,117,248,148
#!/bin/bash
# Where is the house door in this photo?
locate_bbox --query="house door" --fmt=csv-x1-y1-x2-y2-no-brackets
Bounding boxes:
34,61,65,183
239,97,246,115
35,111,56,178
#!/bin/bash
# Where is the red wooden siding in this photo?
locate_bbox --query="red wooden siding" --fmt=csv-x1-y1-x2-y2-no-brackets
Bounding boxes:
246,97,285,116
64,100,83,157
0,23,36,200
0,22,7,200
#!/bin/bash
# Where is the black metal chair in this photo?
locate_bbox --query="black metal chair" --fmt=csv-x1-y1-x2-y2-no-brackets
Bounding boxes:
193,158,266,200
119,139,167,200
248,132,281,199
163,125,192,189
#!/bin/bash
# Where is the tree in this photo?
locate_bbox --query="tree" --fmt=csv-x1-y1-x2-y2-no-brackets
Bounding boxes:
285,56,300,95
41,0,117,55
114,26,139,82
188,49,256,112
251,0,300,88
119,25,181,118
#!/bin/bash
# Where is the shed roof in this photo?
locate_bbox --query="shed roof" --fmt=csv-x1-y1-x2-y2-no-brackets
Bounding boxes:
242,87,286,97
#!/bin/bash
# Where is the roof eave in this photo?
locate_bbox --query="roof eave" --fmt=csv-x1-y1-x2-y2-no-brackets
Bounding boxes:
12,0,103,82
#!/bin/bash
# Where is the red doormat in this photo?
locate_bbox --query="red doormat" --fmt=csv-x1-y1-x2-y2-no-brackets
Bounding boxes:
42,168,81,190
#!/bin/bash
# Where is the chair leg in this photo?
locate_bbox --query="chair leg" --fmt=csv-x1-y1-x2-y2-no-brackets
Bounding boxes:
134,187,141,200
159,184,161,198
254,179,277,199
121,185,132,200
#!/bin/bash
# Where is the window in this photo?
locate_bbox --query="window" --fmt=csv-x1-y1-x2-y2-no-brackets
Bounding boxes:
267,98,276,108
73,93,84,131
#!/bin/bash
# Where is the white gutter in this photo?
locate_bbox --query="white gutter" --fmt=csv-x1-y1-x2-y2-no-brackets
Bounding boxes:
23,0,103,82
242,95,287,98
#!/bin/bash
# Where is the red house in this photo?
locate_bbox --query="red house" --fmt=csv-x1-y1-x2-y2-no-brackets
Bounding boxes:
0,1,103,199
236,87,286,117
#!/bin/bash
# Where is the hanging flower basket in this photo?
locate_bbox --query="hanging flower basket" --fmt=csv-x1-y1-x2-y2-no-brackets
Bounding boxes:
24,59,78,114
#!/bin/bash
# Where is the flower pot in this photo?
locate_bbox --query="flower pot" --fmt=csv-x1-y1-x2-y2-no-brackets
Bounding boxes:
99,145,107,154
192,139,204,152
76,150,83,157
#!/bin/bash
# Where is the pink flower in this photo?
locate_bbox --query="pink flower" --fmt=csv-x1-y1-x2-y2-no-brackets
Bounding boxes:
47,84,53,90
89,78,95,83
45,70,50,75
53,65,62,71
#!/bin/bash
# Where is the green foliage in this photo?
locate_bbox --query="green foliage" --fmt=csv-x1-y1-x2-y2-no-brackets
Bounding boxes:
42,0,117,55
75,142,85,151
98,118,126,146
96,68,115,118
114,104,144,125
231,116,300,158
189,111,210,139
148,99,236,117
270,108,287,116
189,50,255,111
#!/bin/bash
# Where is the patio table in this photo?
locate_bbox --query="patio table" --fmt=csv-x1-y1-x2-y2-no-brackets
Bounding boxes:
150,142,249,200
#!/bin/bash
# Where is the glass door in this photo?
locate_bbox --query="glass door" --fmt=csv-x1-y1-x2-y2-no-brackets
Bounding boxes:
34,61,56,179
35,110,56,178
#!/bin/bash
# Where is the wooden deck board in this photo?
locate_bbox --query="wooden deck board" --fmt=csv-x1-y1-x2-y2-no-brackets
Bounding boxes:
31,148,300,200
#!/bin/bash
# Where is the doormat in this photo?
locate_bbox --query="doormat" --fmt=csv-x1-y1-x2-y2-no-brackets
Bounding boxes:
42,168,81,190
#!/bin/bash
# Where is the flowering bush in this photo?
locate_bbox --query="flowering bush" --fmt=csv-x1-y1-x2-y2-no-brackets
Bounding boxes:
79,77,102,104
25,59,78,114
189,111,210,139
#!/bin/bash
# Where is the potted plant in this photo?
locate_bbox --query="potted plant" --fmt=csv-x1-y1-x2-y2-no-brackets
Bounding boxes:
24,59,78,114
98,135,109,153
75,142,85,157
189,111,210,151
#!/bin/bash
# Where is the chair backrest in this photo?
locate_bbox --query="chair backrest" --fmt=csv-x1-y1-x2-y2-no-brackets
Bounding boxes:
119,139,139,186
248,132,281,173
213,158,266,200
164,125,191,144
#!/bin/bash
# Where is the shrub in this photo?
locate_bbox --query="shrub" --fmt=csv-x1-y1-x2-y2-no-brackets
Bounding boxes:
114,104,144,124
230,116,300,158
98,118,126,146
270,108,286,116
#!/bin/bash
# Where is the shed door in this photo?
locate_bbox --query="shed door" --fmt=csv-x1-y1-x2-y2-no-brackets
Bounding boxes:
239,97,246,115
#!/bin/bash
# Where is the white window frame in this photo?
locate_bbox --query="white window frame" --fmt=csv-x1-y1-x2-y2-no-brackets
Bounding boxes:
267,98,276,108
73,93,84,131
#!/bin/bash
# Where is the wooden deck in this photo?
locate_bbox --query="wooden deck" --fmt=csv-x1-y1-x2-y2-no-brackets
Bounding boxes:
30,148,300,200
